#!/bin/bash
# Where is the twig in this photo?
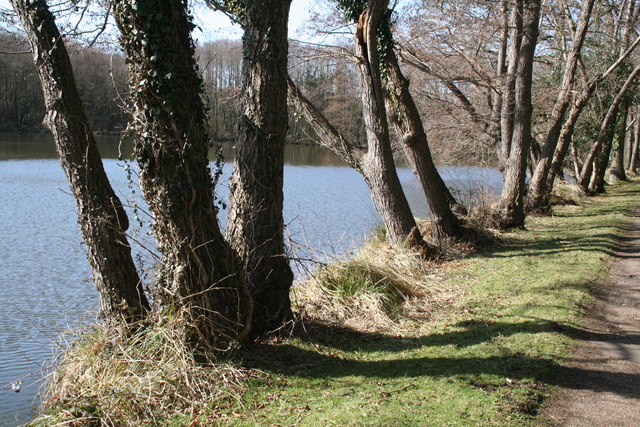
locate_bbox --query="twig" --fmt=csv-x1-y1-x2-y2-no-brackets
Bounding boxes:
380,379,416,397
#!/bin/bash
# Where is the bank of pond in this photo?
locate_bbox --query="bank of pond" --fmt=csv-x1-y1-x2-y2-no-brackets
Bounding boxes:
0,133,501,425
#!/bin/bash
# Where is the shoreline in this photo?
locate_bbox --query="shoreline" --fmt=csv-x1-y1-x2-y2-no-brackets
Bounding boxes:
30,178,640,425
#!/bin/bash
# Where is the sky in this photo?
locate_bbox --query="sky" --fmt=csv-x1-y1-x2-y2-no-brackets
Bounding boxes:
0,0,320,43
192,0,317,41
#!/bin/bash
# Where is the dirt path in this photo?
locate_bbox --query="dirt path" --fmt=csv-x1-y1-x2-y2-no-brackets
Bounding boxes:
542,206,640,426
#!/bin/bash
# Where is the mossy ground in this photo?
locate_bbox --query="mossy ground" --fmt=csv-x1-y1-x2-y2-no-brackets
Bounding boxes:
35,179,640,426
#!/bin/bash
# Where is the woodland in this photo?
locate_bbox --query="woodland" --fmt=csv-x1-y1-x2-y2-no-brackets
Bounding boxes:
2,0,640,424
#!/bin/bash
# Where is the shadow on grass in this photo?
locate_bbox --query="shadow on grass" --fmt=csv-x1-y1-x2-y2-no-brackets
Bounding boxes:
244,316,640,399
242,200,640,400
472,230,639,260
242,191,640,402
286,315,640,353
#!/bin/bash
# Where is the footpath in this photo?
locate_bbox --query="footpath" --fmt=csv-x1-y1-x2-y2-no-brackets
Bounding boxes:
543,205,640,426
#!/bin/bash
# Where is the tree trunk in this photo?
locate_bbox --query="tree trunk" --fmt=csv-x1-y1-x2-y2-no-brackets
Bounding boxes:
287,78,436,257
494,0,541,229
286,76,363,170
578,64,640,190
354,0,433,254
489,0,509,151
611,105,629,182
590,119,617,192
624,112,635,170
526,0,594,211
498,0,523,170
226,0,294,337
383,47,462,243
11,0,149,320
631,112,640,172
111,0,252,349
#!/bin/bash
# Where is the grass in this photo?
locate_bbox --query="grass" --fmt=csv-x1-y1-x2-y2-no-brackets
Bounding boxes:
34,179,640,426
32,311,259,426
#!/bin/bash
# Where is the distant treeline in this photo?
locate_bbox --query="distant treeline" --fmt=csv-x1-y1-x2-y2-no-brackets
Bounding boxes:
0,32,364,145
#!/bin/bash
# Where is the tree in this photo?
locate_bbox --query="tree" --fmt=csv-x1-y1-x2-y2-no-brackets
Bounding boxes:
544,1,640,194
526,0,595,211
10,0,149,320
611,106,630,182
209,0,296,336
577,63,640,191
493,0,541,228
545,38,640,193
349,0,430,251
287,0,436,256
498,0,523,171
396,0,509,165
382,46,463,243
111,0,252,349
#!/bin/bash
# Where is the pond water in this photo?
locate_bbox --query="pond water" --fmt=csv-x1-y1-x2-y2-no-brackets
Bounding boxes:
0,133,502,425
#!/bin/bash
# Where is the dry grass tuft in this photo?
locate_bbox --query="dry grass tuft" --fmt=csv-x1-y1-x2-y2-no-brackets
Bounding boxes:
293,240,458,332
415,218,498,259
550,180,586,206
457,189,505,234
33,310,259,426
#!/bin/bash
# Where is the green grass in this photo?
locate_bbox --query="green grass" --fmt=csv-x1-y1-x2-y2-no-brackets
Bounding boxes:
222,179,640,426
35,179,640,426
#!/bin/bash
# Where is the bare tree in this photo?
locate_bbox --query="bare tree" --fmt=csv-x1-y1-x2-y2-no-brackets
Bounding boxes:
493,0,541,228
577,63,640,191
287,0,436,256
220,0,296,336
10,0,149,320
526,0,595,211
382,46,463,243
499,0,524,170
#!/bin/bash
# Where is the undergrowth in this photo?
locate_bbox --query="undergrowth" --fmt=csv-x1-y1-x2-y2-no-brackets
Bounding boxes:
294,240,454,332
550,180,587,206
32,311,260,426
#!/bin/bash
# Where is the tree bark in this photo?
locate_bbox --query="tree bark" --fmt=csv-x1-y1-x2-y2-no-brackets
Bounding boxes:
526,0,594,211
111,0,252,349
226,0,294,337
498,0,523,170
383,47,462,243
11,0,149,320
494,0,541,229
353,0,433,254
631,112,640,172
611,104,629,182
578,63,640,191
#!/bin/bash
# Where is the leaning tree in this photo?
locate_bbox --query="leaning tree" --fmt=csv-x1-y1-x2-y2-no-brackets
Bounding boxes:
11,0,150,321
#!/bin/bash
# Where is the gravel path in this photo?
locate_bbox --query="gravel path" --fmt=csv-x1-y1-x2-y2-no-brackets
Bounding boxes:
542,206,640,426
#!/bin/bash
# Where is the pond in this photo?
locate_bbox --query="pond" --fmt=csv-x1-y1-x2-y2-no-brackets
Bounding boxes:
0,133,502,425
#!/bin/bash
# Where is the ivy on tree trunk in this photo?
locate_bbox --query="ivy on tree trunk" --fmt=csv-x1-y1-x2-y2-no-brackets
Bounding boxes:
111,0,252,350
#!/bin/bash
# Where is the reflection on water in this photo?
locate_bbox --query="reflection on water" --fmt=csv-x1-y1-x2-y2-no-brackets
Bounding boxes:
0,133,502,425
0,132,347,167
